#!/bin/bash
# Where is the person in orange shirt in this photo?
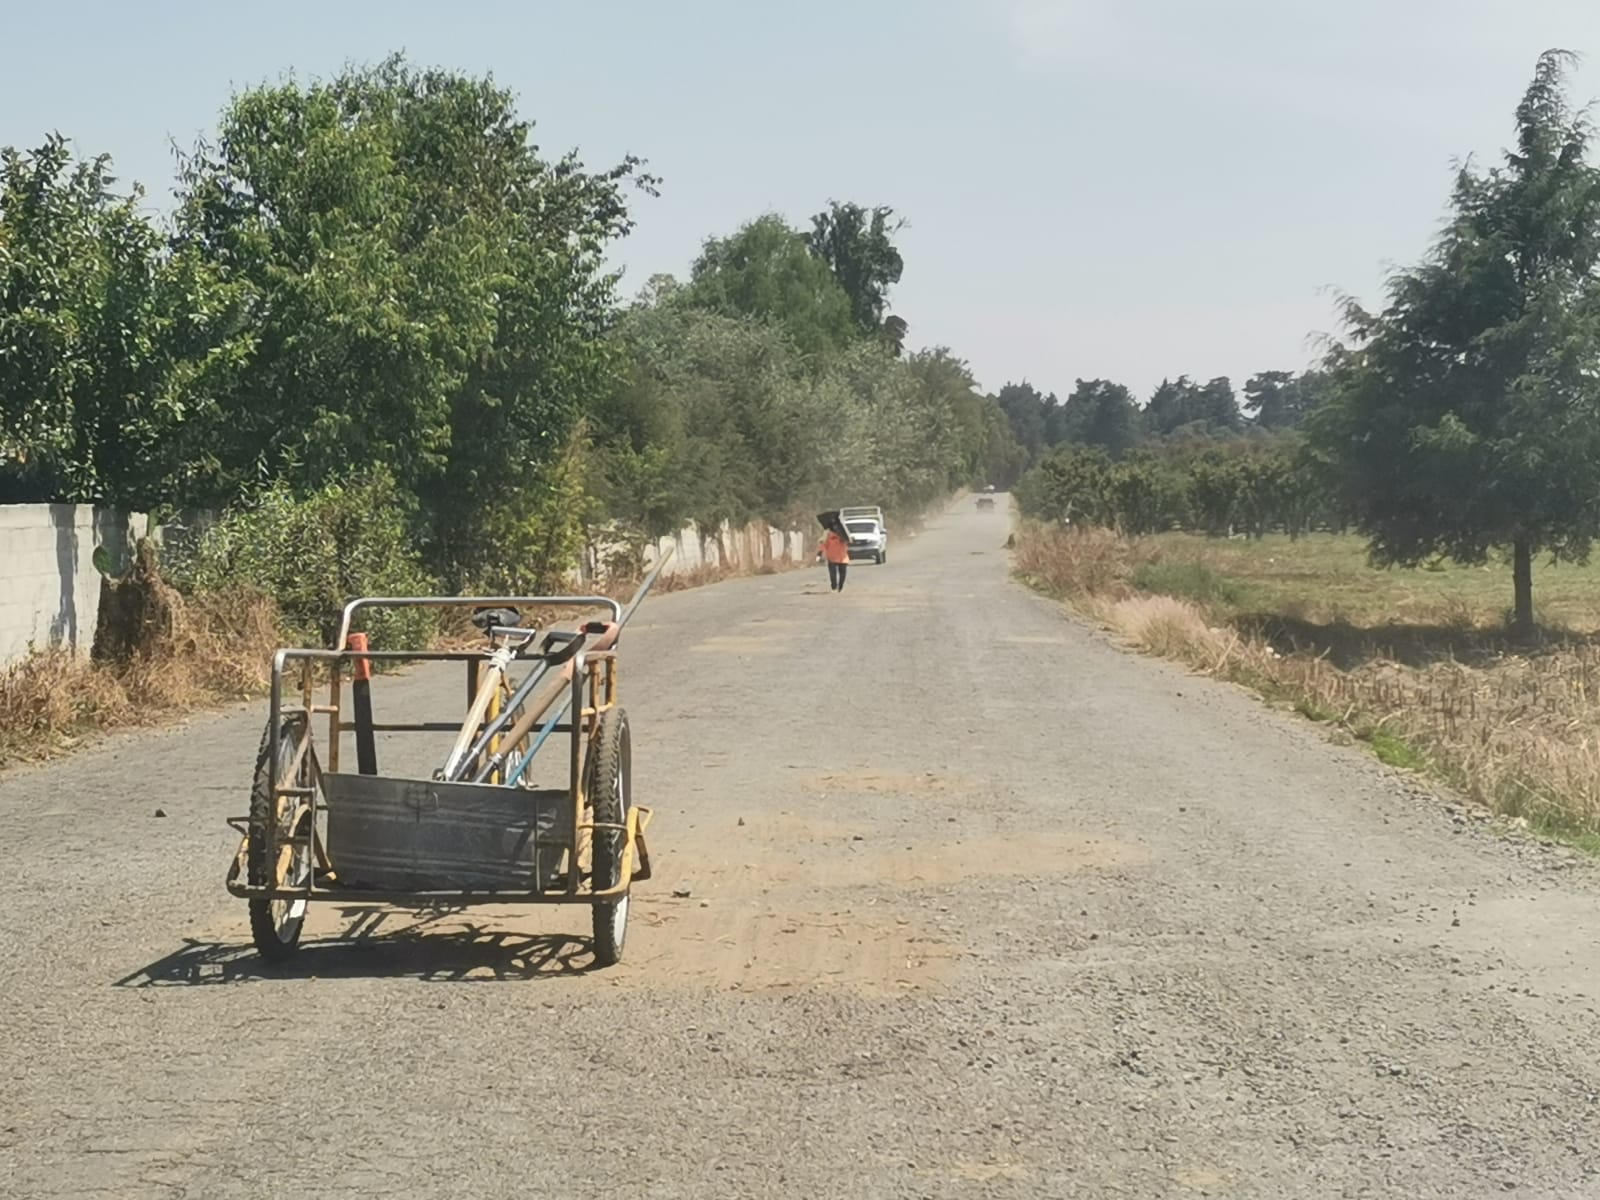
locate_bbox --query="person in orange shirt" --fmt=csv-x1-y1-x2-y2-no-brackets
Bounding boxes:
819,526,851,592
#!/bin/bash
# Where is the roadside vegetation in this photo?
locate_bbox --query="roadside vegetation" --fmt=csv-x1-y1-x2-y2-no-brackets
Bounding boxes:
0,575,279,766
999,52,1600,849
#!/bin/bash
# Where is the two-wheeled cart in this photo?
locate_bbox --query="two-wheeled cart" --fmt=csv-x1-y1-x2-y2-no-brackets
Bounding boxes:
224,553,671,967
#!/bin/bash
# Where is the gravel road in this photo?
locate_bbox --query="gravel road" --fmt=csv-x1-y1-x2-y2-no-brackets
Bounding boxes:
2,497,1598,1199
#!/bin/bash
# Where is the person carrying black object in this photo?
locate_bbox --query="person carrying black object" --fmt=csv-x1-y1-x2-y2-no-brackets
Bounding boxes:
819,525,850,591
815,510,851,593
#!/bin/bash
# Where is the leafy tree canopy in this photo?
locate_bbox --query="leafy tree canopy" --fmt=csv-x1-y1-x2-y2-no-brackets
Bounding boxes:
172,54,654,583
682,213,856,360
1056,379,1142,458
805,200,906,345
0,137,236,509
1308,48,1600,632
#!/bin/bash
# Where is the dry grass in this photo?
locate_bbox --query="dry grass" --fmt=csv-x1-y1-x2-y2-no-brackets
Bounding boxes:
1099,594,1220,660
655,560,754,593
1016,524,1600,843
1013,525,1151,601
0,587,279,767
598,548,807,597
1274,648,1600,834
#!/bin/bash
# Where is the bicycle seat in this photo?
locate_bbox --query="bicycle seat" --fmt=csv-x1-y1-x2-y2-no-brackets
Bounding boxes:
471,607,522,631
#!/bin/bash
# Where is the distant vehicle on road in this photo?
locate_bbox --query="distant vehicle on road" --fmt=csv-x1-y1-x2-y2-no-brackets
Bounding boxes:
844,515,888,564
982,483,996,494
840,505,885,527
976,496,995,510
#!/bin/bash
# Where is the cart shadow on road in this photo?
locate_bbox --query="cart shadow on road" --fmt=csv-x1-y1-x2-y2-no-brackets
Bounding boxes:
114,907,598,987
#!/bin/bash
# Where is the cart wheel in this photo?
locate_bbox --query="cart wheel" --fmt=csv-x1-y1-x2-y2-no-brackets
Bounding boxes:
247,714,315,963
586,707,631,967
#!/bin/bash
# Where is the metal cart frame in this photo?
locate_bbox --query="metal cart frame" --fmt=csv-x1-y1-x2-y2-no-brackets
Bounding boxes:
224,552,671,967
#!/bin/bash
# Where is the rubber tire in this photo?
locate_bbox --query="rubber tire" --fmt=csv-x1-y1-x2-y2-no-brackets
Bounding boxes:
586,707,632,968
876,551,886,565
247,714,313,963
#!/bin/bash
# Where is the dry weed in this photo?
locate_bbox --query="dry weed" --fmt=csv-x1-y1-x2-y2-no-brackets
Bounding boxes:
625,553,805,595
1012,525,1147,599
0,587,279,768
1103,594,1226,661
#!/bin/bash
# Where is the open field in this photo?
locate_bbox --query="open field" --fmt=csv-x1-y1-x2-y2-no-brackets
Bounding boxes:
1136,531,1600,635
1015,526,1600,846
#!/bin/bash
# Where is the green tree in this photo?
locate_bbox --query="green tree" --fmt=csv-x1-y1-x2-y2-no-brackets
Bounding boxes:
805,200,905,343
826,343,962,516
976,402,1029,489
1244,370,1325,431
597,301,837,532
1244,371,1296,430
922,349,1027,488
996,381,1051,461
1186,454,1244,536
1144,376,1207,437
167,469,436,647
0,137,240,508
683,214,856,360
1108,453,1185,534
1145,375,1242,438
1056,379,1142,458
592,294,1005,546
1015,445,1114,526
1231,450,1287,539
1276,442,1331,539
908,348,982,476
174,55,650,584
1193,376,1242,434
1308,49,1600,634
588,312,698,546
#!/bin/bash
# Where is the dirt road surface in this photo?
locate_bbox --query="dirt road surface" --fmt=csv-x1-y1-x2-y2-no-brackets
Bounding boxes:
3,498,1598,1199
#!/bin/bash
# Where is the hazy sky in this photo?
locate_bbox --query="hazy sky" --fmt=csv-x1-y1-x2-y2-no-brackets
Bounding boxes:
5,1,1600,400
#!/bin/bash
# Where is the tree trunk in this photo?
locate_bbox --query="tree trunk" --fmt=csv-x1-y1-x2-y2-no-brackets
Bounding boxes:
1512,538,1534,637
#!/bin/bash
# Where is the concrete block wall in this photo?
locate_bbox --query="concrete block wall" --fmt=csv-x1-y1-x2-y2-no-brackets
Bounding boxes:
0,505,148,665
584,517,808,583
639,518,807,575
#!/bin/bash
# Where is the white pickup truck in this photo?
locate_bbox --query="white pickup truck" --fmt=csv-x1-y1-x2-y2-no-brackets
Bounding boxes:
840,506,888,564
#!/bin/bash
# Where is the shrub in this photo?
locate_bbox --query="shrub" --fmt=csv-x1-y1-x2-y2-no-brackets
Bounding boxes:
465,431,593,594
167,471,437,649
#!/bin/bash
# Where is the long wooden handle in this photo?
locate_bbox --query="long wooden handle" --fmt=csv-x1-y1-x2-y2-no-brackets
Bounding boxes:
495,623,619,752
